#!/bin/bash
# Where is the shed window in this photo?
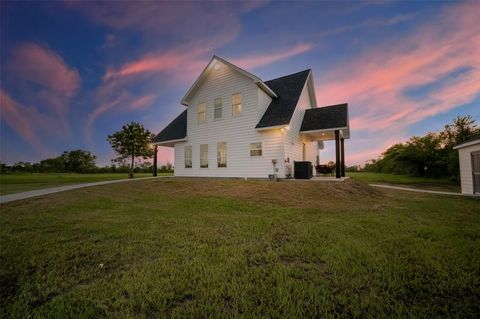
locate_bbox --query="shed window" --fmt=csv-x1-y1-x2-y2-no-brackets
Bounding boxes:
184,145,192,168
217,142,227,167
198,102,206,123
250,142,262,156
214,98,222,119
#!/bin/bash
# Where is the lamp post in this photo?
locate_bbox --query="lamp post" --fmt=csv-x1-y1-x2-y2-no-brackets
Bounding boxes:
150,143,158,177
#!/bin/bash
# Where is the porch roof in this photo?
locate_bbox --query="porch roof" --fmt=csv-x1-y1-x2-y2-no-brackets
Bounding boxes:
300,103,350,141
153,109,187,147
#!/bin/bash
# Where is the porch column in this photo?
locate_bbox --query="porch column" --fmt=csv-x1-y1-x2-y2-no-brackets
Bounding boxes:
335,130,341,178
340,138,345,177
153,145,158,177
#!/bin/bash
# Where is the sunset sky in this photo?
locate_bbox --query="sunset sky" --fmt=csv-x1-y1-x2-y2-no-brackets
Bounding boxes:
1,1,479,166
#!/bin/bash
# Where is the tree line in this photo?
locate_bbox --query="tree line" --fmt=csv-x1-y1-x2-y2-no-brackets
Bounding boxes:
1,122,174,175
362,115,479,181
0,149,173,174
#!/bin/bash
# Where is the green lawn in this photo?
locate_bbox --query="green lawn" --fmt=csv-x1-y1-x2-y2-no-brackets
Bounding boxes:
348,172,460,192
1,178,479,318
0,173,172,195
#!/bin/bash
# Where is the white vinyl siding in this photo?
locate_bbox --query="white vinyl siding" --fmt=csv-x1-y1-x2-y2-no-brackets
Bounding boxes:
214,97,222,119
457,143,480,194
232,93,242,117
200,144,208,168
198,102,206,123
174,62,285,178
217,142,227,167
184,145,192,168
250,142,262,156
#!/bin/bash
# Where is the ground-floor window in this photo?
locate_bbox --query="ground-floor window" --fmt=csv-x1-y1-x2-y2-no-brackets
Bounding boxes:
185,145,192,168
200,144,208,168
217,142,227,167
250,142,262,156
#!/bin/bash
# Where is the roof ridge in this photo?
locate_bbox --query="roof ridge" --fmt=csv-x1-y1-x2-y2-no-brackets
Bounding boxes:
265,69,311,83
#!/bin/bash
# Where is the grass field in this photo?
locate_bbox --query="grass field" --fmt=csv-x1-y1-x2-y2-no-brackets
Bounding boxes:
1,178,479,318
348,172,460,192
0,173,172,195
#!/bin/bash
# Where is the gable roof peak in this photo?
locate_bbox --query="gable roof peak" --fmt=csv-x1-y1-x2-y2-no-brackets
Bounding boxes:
181,55,277,106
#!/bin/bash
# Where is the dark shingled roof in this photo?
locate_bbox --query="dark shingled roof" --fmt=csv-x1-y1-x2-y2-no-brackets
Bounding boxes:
300,103,348,132
153,109,187,143
255,70,311,129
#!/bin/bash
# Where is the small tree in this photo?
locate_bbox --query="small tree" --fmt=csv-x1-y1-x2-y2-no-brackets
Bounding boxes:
107,122,154,178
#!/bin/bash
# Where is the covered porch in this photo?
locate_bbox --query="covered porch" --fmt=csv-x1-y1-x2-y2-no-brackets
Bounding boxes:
299,103,350,179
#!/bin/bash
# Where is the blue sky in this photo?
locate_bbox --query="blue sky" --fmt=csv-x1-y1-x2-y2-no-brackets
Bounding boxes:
1,0,479,166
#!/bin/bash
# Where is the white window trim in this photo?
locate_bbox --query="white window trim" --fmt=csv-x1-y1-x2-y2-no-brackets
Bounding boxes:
217,142,227,168
198,102,206,124
232,92,242,117
200,144,208,168
184,145,192,168
214,97,223,120
250,142,262,157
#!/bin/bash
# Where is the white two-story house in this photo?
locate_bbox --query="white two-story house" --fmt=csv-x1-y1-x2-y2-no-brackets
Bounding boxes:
154,56,350,179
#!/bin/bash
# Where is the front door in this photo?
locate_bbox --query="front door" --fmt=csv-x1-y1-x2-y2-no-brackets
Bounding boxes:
472,151,480,194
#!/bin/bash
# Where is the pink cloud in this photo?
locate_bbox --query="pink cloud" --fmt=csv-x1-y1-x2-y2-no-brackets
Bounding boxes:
231,43,313,69
129,95,156,110
85,90,132,146
6,42,80,133
315,2,480,164
66,1,264,37
103,47,210,81
0,90,57,156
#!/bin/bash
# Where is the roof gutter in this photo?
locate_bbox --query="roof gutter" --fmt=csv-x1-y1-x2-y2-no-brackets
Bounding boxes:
255,124,288,131
299,127,348,134
154,137,187,146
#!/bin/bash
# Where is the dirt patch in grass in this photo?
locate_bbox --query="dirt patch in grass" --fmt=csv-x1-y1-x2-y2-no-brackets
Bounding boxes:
144,178,382,209
1,178,382,213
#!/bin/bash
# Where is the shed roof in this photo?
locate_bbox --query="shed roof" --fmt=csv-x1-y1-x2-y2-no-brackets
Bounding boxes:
453,135,480,149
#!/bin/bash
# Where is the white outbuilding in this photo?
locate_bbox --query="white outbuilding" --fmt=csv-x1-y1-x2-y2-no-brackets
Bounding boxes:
453,136,480,195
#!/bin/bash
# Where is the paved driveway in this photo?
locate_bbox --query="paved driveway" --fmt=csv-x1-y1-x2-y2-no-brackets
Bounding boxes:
369,184,475,196
0,176,161,204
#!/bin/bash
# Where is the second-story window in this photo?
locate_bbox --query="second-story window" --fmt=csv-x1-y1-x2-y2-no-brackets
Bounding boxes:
198,102,206,123
214,97,222,119
232,93,242,117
